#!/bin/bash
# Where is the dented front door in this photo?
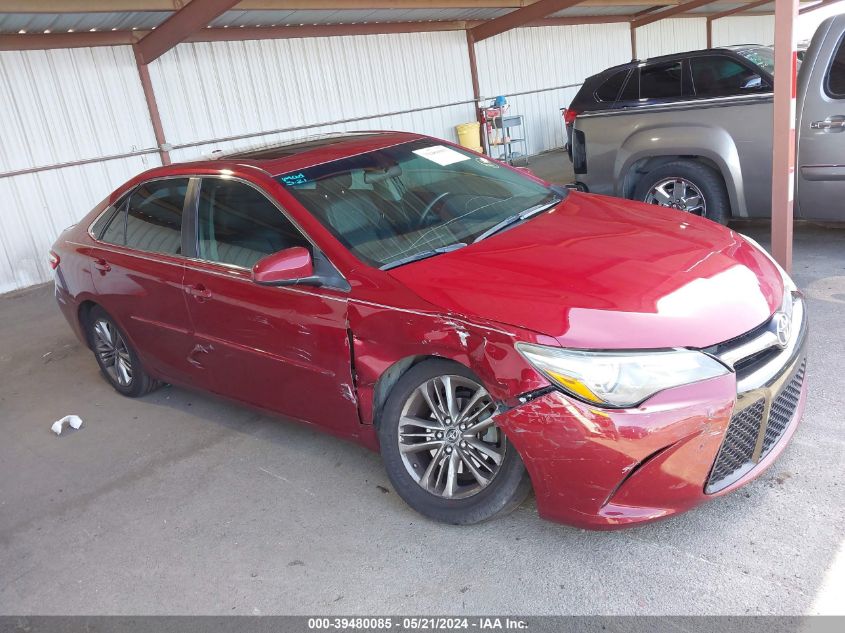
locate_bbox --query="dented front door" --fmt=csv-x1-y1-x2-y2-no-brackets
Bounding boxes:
182,258,360,433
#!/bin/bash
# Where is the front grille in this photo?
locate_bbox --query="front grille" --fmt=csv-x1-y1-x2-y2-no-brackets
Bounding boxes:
705,358,806,494
761,360,806,457
708,399,765,486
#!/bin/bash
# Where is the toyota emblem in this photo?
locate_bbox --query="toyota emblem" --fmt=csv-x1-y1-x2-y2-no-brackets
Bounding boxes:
774,311,791,348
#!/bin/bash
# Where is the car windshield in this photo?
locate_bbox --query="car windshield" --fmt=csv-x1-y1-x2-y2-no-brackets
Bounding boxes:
276,140,560,269
737,46,775,75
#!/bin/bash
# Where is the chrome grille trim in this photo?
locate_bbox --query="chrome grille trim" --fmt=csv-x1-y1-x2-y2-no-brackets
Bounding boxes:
704,295,808,495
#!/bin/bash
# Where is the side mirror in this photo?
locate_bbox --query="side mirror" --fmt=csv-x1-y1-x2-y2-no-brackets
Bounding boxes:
252,247,320,287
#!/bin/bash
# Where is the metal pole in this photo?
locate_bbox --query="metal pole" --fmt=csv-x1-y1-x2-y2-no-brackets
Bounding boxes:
771,0,799,272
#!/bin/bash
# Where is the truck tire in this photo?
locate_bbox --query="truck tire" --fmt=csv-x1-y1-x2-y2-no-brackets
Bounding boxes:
634,160,730,225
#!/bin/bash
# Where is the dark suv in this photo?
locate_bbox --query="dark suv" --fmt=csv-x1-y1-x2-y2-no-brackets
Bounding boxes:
562,45,775,155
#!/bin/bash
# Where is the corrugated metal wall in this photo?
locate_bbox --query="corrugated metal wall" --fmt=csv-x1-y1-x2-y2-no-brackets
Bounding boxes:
0,45,161,293
635,18,708,59
0,16,776,292
713,15,775,47
475,23,632,155
147,32,476,163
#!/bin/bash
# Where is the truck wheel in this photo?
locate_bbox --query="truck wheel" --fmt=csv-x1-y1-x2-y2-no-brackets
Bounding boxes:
634,160,730,225
378,360,531,525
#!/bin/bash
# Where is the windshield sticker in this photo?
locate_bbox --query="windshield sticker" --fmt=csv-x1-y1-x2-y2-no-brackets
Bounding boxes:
412,145,470,166
281,172,308,186
475,156,499,168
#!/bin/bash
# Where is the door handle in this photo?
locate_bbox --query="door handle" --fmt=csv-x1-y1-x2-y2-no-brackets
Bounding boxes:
810,117,845,131
92,258,111,273
186,283,212,300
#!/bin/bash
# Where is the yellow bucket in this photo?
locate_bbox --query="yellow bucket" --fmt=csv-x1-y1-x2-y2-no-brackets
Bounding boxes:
455,122,481,151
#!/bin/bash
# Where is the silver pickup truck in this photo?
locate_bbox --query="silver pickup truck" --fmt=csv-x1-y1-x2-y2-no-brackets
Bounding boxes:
567,14,845,224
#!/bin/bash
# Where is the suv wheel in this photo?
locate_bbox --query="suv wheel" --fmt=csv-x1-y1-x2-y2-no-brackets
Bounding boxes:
378,360,531,524
634,160,730,224
87,306,159,397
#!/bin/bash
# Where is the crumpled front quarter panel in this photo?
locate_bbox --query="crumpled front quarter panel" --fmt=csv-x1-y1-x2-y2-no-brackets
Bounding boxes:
347,300,552,428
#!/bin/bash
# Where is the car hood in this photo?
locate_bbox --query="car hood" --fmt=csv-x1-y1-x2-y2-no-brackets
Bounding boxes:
388,192,783,349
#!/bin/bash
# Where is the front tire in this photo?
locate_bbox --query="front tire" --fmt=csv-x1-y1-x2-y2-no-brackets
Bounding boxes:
87,306,159,397
634,160,730,225
378,360,531,525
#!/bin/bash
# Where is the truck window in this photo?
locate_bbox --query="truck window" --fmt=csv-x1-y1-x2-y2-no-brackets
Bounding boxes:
639,61,683,100
595,70,629,102
691,55,765,98
827,36,845,98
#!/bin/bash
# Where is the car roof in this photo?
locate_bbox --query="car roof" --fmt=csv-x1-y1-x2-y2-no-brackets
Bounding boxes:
138,131,425,182
594,44,771,77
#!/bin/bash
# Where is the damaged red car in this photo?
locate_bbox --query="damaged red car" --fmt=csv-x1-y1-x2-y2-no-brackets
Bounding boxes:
51,132,808,529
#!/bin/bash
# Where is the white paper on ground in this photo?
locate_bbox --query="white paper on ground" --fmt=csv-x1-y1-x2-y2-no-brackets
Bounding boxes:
412,145,470,166
51,415,83,436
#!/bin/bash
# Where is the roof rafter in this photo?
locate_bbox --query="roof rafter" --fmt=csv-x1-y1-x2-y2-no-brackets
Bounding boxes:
799,0,845,14
631,0,722,28
470,0,585,42
134,0,241,64
707,0,772,21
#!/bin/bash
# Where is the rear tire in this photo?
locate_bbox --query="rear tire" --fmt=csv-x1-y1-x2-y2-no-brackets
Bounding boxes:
378,359,531,525
634,160,730,225
86,306,159,397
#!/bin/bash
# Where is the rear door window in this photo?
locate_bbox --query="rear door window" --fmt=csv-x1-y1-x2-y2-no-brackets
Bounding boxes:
691,55,766,97
124,179,188,255
827,36,845,97
639,61,684,100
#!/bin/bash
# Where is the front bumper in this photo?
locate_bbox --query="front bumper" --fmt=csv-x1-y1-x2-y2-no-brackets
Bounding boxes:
497,300,809,530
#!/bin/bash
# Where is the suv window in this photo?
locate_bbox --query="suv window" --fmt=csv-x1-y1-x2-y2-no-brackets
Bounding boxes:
123,179,188,255
595,69,629,102
828,35,845,97
196,178,310,269
691,55,765,97
639,61,684,100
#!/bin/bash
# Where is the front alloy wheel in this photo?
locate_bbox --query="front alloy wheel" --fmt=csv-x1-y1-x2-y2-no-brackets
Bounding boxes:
379,360,531,525
398,375,505,499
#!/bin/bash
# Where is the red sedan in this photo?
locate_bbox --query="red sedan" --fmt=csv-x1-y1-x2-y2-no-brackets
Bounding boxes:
51,132,808,529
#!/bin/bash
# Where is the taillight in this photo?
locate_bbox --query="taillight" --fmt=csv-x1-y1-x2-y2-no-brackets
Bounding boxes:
562,108,579,126
48,251,60,270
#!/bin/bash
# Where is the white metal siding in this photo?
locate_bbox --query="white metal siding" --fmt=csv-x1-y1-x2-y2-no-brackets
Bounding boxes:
636,18,708,60
712,16,775,47
0,45,160,293
149,31,476,161
475,23,632,155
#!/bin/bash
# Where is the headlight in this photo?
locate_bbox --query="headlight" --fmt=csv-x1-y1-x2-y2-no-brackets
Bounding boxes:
517,344,729,408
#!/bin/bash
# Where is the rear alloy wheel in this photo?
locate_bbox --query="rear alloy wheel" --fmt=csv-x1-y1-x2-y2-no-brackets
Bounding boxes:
634,160,730,225
87,306,159,397
379,360,531,524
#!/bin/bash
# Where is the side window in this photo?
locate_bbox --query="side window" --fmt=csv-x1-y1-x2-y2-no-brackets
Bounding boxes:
595,70,629,102
96,200,128,245
639,61,684,100
124,179,188,255
196,178,310,269
827,36,845,98
691,55,765,98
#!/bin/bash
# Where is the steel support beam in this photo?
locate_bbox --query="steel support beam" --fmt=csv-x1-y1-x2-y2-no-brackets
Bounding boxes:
708,0,774,20
771,0,799,271
631,0,722,28
470,0,586,42
134,0,241,64
133,47,171,165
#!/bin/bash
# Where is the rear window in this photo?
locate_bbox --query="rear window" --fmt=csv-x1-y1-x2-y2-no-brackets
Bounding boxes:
595,69,629,102
639,61,684,100
828,35,845,97
691,55,766,97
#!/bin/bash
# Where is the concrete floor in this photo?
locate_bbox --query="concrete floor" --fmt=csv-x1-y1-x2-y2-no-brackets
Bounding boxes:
1,151,844,615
